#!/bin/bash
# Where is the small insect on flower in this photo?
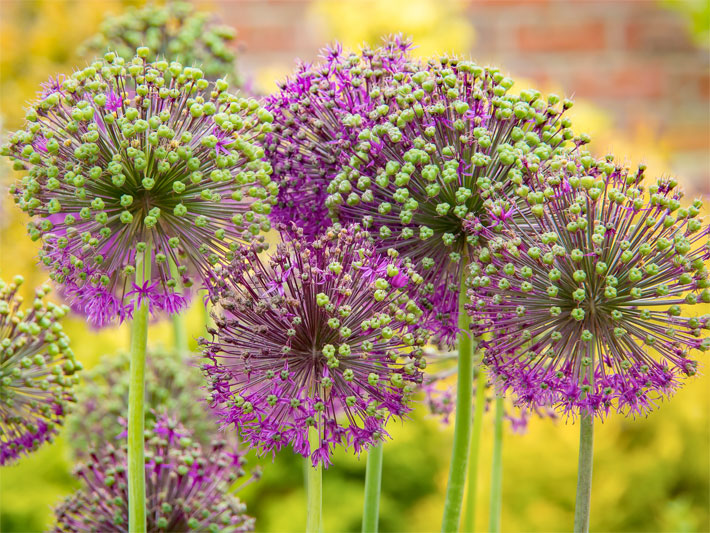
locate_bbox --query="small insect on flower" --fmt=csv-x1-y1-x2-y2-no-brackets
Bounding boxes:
466,155,710,417
2,50,277,327
201,224,430,467
68,349,216,458
324,55,585,346
80,1,241,83
264,36,418,239
0,276,81,465
54,412,258,532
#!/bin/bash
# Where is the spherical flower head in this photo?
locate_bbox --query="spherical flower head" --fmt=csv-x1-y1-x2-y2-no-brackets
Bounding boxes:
54,412,256,532
264,36,418,239
0,276,81,465
324,55,583,346
68,349,216,458
201,224,430,467
467,157,710,417
2,51,277,327
80,2,240,83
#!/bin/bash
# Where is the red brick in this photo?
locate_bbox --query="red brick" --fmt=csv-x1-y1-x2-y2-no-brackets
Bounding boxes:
625,20,695,52
516,20,606,52
233,25,296,54
572,65,665,100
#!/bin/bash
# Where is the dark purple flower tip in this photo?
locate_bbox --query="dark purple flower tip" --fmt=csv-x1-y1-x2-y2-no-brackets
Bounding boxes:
54,411,256,532
467,156,710,418
263,37,419,241
2,51,277,328
0,276,81,465
201,224,431,466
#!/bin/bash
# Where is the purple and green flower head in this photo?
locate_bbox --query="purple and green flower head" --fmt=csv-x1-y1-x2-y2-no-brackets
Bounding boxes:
54,412,257,532
0,276,81,465
2,49,277,327
201,224,430,467
324,55,586,346
466,156,710,417
264,36,418,239
80,1,240,83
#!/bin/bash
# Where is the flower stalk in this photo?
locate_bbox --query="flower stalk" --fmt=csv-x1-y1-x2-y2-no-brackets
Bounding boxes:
306,427,323,533
463,361,487,533
488,397,504,533
362,443,384,533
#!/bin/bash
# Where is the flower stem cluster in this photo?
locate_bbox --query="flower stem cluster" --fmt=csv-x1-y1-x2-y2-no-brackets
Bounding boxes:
0,276,81,465
201,224,430,466
2,50,276,326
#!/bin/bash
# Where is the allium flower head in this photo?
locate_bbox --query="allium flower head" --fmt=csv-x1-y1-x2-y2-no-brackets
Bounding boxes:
201,224,430,466
466,156,710,417
324,55,583,345
68,349,215,457
80,1,240,83
0,276,81,465
264,36,418,239
2,50,276,327
54,412,256,532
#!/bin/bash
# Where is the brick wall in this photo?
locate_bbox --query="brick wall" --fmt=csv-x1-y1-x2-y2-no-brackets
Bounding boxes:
212,0,709,194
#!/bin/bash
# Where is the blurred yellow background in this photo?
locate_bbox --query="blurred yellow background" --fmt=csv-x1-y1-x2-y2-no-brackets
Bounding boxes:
0,0,708,532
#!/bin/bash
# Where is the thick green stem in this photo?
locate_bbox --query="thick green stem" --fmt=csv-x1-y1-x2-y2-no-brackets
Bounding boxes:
128,246,150,533
573,413,594,533
306,428,323,533
362,443,384,533
441,273,475,532
463,362,487,533
488,397,504,533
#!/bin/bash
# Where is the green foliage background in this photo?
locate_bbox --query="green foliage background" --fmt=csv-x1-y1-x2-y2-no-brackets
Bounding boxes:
0,1,708,532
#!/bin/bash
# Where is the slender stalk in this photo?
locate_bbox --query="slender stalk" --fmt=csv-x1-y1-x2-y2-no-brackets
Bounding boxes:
128,245,151,533
306,427,323,533
441,270,475,532
463,363,487,532
168,259,188,356
362,442,384,533
573,412,594,533
488,396,504,533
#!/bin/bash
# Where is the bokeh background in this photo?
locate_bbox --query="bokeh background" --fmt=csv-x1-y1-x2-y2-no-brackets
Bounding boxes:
0,0,708,532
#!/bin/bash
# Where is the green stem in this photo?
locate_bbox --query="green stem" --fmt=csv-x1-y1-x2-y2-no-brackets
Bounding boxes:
488,396,504,533
128,245,150,533
573,412,594,533
441,272,475,532
306,428,323,533
169,259,188,356
463,362,487,533
362,443,384,533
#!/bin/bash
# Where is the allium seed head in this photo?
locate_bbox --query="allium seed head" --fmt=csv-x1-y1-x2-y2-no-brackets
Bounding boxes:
2,51,276,327
68,349,215,458
80,2,240,83
201,224,430,466
0,276,81,465
264,36,418,239
467,157,710,417
54,412,256,532
324,55,583,346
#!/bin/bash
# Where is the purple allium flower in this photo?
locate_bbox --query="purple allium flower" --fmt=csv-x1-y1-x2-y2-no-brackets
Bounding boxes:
54,412,257,532
422,348,556,430
263,36,418,240
324,56,584,346
466,157,710,417
68,349,217,458
0,276,81,465
201,224,430,466
2,50,276,327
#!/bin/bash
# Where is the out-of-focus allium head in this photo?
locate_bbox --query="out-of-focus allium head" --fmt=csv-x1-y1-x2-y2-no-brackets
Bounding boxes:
0,276,81,465
80,1,240,83
325,56,584,346
466,156,710,417
422,348,556,430
264,36,418,239
54,413,256,532
201,224,430,466
2,50,276,327
68,349,214,457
